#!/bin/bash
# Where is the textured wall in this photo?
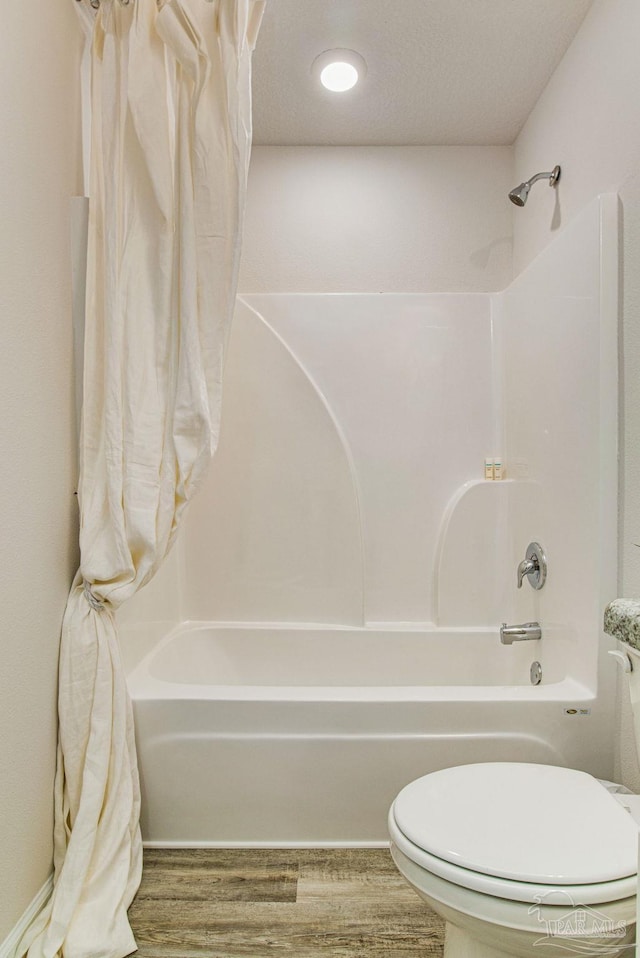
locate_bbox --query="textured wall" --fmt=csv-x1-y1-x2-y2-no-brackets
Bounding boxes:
239,146,513,294
0,1,82,941
512,0,640,280
511,0,640,787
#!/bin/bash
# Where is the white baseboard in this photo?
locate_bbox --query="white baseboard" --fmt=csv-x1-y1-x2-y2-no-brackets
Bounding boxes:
142,840,390,849
0,875,53,958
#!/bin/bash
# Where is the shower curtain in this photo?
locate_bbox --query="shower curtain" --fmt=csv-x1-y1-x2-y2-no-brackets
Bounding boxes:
18,1,264,955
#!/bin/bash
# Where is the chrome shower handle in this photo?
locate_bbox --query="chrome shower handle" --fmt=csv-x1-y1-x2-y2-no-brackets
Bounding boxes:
517,557,537,589
517,542,547,590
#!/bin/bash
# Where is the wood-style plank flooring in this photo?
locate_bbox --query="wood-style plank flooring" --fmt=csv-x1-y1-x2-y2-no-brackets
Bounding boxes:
129,849,445,957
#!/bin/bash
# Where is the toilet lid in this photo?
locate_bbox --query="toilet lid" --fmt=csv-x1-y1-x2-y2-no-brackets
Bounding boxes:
392,763,638,885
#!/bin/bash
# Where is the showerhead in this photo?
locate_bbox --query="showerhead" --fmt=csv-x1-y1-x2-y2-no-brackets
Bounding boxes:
509,165,561,207
509,182,531,207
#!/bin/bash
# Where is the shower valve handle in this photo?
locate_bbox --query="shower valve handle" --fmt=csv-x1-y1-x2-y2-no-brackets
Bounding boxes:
517,557,537,588
517,542,547,590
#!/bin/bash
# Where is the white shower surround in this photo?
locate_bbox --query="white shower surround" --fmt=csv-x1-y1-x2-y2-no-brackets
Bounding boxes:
121,194,618,845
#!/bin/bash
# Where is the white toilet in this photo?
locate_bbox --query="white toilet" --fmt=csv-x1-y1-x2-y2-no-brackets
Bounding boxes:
388,763,638,957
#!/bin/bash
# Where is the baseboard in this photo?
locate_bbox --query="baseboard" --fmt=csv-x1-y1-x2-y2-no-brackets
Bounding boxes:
142,840,391,849
0,874,53,958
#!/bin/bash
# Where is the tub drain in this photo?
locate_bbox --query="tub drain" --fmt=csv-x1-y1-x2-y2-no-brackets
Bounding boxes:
530,661,542,685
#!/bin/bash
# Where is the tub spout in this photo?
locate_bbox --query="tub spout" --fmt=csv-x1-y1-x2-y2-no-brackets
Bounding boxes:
500,622,542,644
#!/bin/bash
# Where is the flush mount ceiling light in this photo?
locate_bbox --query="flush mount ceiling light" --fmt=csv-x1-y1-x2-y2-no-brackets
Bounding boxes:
312,49,367,93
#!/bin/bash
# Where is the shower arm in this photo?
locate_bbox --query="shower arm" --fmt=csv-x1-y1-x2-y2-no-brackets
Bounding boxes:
526,168,561,188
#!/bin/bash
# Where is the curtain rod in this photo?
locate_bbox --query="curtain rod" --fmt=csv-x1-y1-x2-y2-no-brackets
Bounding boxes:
75,0,242,6
75,0,131,8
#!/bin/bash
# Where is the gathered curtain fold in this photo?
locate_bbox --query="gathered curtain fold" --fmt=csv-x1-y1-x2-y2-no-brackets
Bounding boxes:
18,1,264,955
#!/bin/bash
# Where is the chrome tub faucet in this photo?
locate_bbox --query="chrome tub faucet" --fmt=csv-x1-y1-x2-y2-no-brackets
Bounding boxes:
500,622,542,644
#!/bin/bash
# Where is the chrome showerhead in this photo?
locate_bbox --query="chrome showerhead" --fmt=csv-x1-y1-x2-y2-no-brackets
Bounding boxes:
509,182,530,207
509,165,561,207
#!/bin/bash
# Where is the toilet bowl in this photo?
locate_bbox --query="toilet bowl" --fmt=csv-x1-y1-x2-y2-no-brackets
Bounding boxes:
388,763,638,957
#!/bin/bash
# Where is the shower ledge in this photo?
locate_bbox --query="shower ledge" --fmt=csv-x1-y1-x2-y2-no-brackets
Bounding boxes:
604,598,640,650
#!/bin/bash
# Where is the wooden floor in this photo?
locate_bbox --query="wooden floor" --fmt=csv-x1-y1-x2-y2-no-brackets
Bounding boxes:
129,848,445,957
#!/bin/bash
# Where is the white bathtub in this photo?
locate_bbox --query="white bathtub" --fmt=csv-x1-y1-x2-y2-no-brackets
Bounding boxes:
126,622,599,846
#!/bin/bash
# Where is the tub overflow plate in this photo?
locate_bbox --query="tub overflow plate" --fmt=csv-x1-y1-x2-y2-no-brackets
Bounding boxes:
530,661,542,685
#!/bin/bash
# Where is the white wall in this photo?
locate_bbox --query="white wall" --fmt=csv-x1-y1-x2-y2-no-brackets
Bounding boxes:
510,0,640,787
512,0,640,598
0,2,82,941
512,0,640,278
239,146,513,294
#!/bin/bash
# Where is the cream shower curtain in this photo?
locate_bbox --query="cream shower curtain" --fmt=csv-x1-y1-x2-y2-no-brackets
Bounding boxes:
19,1,263,955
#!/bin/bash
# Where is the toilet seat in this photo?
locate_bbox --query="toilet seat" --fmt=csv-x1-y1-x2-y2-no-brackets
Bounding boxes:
389,808,637,905
390,763,638,906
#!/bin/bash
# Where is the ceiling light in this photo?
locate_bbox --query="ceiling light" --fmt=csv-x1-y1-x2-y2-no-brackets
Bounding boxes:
321,61,358,92
312,50,367,93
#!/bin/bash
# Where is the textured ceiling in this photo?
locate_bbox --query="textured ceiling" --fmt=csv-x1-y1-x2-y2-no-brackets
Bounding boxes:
252,0,594,146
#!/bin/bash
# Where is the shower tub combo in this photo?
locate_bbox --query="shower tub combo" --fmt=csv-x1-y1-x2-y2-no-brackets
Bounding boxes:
123,195,618,846
127,621,605,845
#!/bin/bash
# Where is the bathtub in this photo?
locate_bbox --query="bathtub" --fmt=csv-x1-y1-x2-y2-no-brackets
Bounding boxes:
126,621,599,846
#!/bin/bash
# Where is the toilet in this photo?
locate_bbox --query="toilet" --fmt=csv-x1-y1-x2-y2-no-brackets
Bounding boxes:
388,763,638,957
